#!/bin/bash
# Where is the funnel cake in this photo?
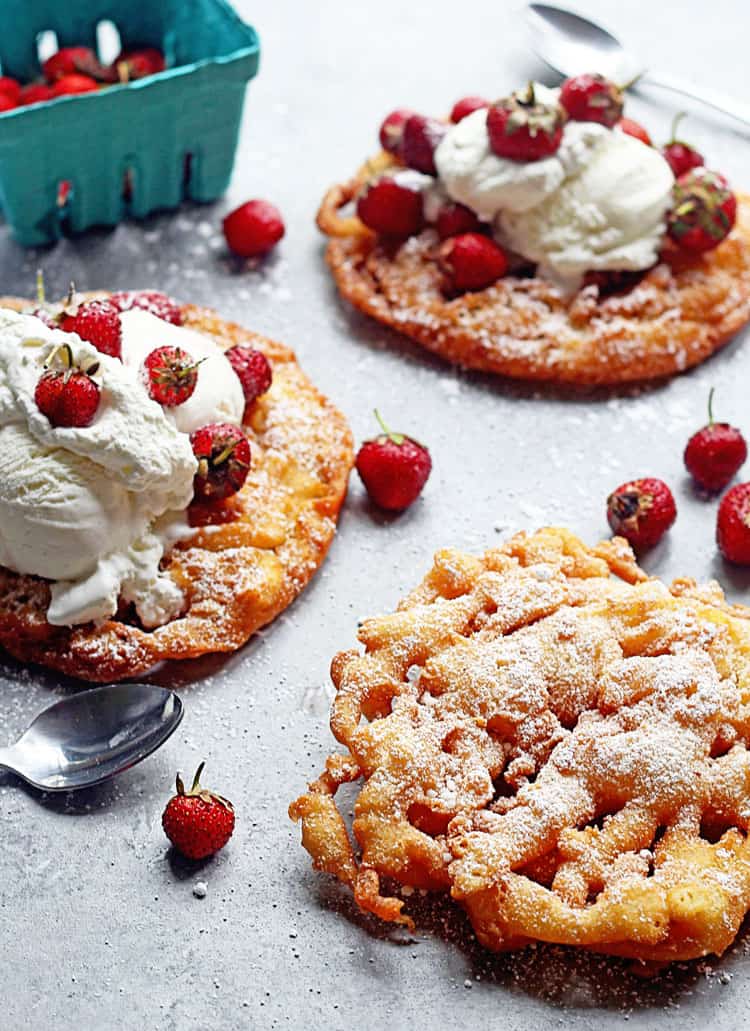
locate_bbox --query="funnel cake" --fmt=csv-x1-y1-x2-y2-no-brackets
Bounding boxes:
0,296,353,682
291,528,750,962
318,160,750,385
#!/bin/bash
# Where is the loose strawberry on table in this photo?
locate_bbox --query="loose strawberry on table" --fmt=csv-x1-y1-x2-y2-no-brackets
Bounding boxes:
684,389,747,492
717,484,750,564
487,84,564,162
356,175,424,237
559,73,624,127
61,299,122,359
667,168,736,253
191,423,251,501
223,199,285,258
356,411,432,512
162,762,235,861
606,477,677,550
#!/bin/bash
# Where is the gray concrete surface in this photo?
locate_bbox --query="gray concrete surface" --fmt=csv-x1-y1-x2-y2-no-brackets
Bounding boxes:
2,0,750,1027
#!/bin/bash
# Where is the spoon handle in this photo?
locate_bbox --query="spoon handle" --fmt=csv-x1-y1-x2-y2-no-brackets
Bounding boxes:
639,72,750,128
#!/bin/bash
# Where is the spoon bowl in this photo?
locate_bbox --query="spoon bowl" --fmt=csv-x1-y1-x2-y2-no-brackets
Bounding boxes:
0,683,183,792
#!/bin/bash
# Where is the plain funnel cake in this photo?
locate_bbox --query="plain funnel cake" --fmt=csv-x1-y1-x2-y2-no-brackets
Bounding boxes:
291,527,750,964
0,293,353,682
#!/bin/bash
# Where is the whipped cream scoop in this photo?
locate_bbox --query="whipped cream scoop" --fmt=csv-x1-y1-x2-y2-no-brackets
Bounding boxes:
0,307,243,629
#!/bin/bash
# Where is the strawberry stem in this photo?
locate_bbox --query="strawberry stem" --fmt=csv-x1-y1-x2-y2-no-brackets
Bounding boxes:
190,761,206,793
36,269,46,305
374,408,404,446
708,387,715,427
668,111,686,144
175,772,186,795
619,71,644,92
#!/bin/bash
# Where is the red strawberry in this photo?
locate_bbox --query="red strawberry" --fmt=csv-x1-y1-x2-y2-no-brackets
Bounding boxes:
684,388,747,492
439,232,508,292
379,107,415,155
0,94,17,113
356,411,432,512
223,199,285,258
34,344,100,428
661,112,703,178
487,84,564,162
162,762,235,860
435,202,482,240
667,168,736,253
115,47,165,80
51,74,98,98
401,114,447,175
42,47,95,83
62,300,122,359
559,73,624,128
717,484,750,564
0,77,21,103
19,83,54,105
356,175,424,236
191,423,251,501
225,345,272,408
606,477,676,550
110,290,183,326
616,117,651,145
450,95,490,123
142,346,201,407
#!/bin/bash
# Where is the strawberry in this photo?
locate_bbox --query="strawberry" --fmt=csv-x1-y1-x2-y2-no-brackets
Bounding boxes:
0,77,21,103
223,199,285,258
487,84,564,162
356,174,424,236
717,484,750,564
42,47,95,83
225,345,272,408
62,299,122,359
50,74,98,97
379,107,415,155
115,47,165,81
667,168,736,253
191,423,251,501
110,289,183,326
142,346,202,407
356,411,432,512
606,477,676,550
450,95,490,123
34,344,100,428
684,388,747,492
661,112,703,178
19,83,54,105
439,232,508,291
616,117,651,145
0,94,17,114
559,73,624,128
162,762,235,860
435,201,482,240
401,114,447,175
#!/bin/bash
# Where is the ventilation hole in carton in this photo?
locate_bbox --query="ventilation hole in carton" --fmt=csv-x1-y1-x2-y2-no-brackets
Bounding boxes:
96,20,121,65
182,153,193,198
36,31,59,67
122,168,135,206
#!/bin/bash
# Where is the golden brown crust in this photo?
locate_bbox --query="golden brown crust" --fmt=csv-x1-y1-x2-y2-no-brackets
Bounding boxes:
0,297,354,681
318,164,750,385
291,527,750,962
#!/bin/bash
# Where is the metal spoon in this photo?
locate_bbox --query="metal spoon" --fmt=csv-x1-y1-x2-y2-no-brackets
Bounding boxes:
0,684,183,792
525,3,750,127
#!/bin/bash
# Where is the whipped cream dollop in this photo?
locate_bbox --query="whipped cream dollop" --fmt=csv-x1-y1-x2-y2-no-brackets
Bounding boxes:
433,86,674,289
0,307,243,628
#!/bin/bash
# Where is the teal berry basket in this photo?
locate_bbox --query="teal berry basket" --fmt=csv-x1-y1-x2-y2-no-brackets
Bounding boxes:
0,0,260,246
